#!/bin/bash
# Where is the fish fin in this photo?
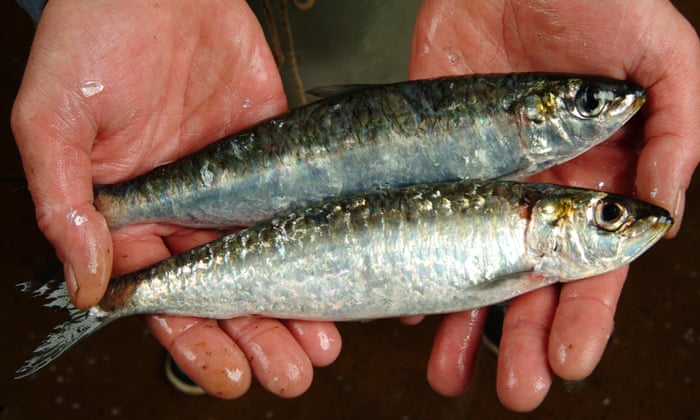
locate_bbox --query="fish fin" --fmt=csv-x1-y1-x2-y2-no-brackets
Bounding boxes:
306,84,378,98
470,271,558,305
15,279,117,379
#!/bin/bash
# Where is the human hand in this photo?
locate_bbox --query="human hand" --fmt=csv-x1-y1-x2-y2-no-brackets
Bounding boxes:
409,0,699,411
11,0,340,398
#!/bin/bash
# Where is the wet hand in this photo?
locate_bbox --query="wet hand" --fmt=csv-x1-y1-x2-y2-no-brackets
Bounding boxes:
409,0,700,411
12,0,340,398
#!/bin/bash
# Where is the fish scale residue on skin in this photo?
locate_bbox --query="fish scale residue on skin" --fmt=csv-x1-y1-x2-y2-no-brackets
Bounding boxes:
94,73,646,230
18,180,671,378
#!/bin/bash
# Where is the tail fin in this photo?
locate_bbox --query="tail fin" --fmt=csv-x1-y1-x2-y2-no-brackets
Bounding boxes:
16,279,117,378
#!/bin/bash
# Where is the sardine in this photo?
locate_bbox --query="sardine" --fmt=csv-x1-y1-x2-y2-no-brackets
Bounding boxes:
94,73,645,229
18,180,671,378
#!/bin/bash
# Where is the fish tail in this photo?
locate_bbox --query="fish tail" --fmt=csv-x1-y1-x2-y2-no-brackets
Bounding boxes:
15,279,116,379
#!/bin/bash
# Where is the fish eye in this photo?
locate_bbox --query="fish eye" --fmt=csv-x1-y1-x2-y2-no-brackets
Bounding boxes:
575,85,608,118
594,198,630,231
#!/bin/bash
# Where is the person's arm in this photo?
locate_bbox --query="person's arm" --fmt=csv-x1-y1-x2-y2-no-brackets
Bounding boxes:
12,0,341,398
411,0,700,411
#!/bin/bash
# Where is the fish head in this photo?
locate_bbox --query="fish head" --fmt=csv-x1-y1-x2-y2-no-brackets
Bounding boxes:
526,186,672,280
514,75,646,172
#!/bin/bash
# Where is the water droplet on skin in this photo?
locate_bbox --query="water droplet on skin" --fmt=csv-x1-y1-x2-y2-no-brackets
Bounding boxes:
224,367,244,383
506,369,517,389
650,188,658,199
152,315,173,335
556,344,568,365
533,376,548,392
597,181,606,189
80,80,104,98
317,330,331,351
443,47,459,65
242,98,251,109
249,343,270,370
182,348,197,362
286,363,301,381
66,209,88,226
446,53,458,65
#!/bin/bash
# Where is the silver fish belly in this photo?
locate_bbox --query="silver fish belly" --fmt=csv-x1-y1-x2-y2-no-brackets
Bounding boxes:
18,181,671,377
94,73,645,229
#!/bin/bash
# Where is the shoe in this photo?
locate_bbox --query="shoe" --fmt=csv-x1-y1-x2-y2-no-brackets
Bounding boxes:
165,355,206,396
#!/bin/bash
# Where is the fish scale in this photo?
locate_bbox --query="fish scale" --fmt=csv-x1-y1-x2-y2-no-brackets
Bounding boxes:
17,180,672,378
94,73,646,229
19,73,649,378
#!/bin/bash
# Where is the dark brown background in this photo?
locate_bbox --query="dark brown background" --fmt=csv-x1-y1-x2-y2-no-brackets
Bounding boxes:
1,1,698,418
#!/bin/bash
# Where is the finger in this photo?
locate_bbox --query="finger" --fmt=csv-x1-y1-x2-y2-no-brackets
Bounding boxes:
285,320,342,367
220,317,313,398
625,4,700,236
164,227,341,371
162,224,317,396
110,224,181,274
9,4,121,309
12,81,111,310
162,228,225,254
636,106,700,236
427,308,487,397
115,225,254,399
497,286,558,412
409,0,495,79
400,315,425,326
145,315,251,399
548,267,627,380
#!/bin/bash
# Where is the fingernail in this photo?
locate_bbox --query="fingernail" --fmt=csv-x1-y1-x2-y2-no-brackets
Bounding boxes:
673,189,685,221
65,263,79,301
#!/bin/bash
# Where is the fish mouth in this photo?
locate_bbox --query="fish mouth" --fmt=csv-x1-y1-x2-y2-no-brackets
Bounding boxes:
645,213,673,240
629,88,647,113
621,209,673,260
651,211,674,238
608,85,646,118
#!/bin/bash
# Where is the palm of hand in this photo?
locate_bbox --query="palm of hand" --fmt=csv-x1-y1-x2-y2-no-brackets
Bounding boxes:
13,0,339,399
410,0,699,411
14,0,698,409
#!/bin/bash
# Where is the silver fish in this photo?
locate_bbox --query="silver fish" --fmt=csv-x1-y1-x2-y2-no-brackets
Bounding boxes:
18,180,671,378
94,73,645,229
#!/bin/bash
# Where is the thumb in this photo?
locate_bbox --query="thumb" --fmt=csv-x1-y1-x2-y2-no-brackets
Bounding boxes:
12,69,112,311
